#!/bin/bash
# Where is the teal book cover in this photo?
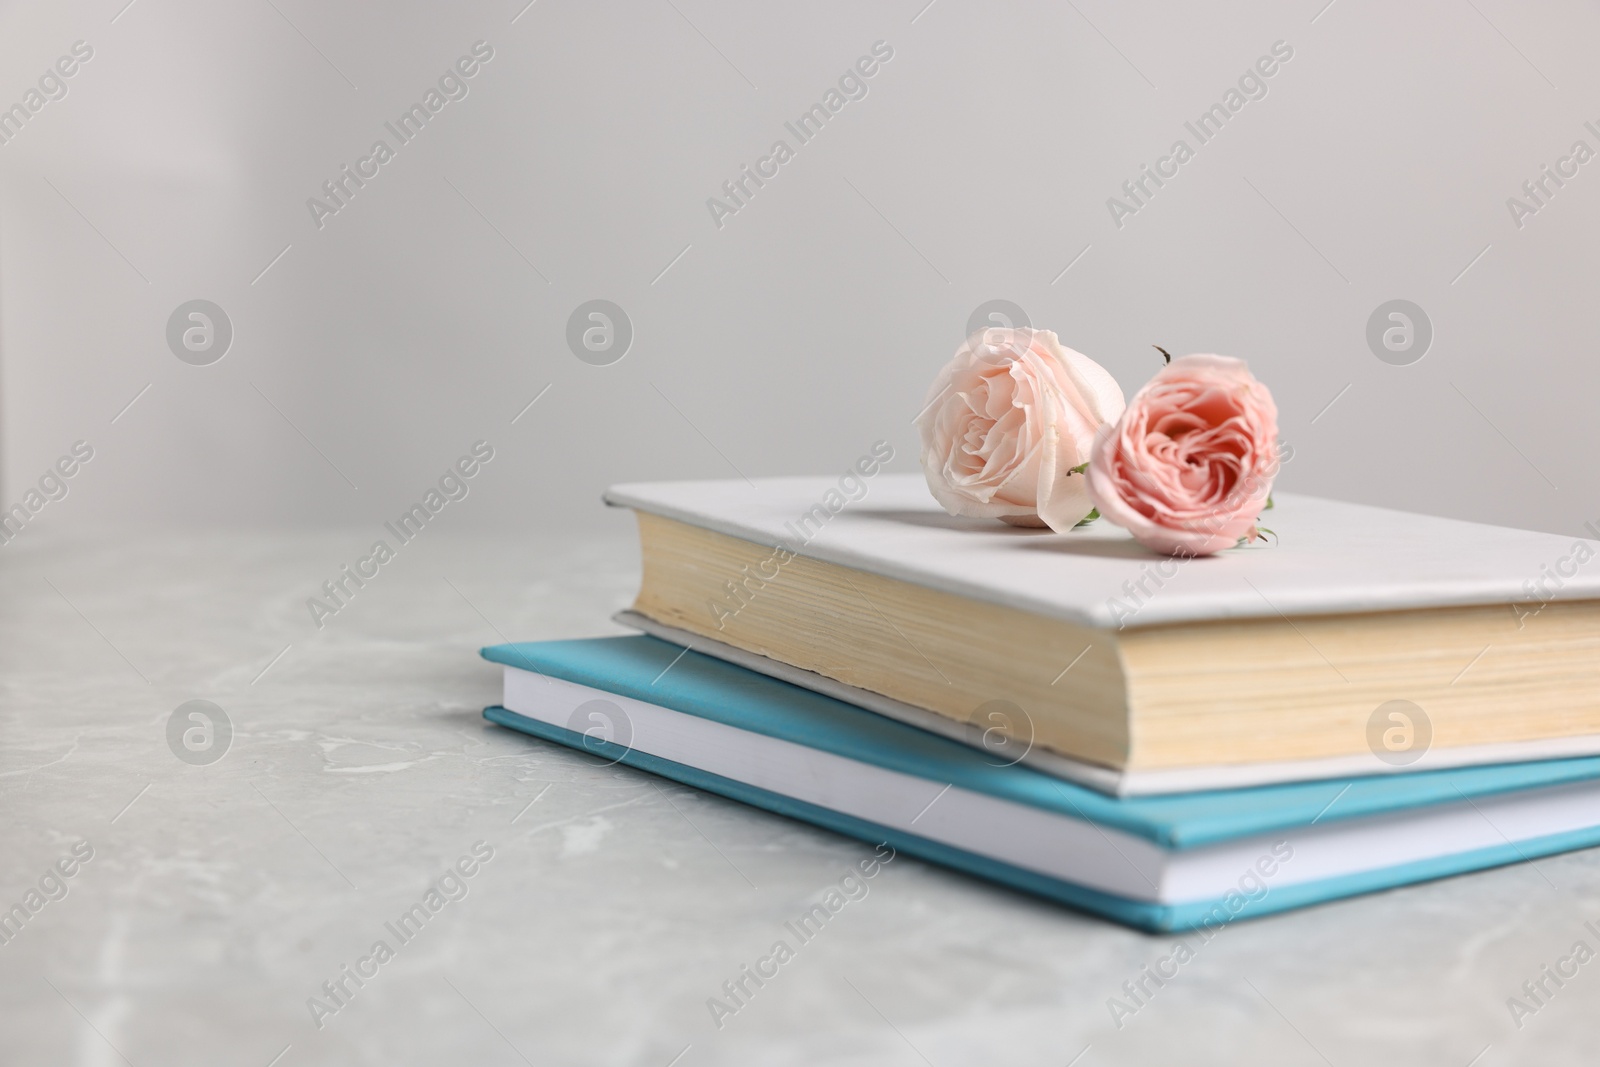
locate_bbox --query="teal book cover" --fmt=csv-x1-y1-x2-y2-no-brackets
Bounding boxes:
483,635,1600,931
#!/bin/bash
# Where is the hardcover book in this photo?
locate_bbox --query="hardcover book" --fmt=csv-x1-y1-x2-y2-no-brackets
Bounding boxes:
604,474,1600,794
483,636,1600,931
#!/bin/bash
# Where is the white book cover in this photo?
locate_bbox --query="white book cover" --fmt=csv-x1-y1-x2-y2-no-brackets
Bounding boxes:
606,474,1600,630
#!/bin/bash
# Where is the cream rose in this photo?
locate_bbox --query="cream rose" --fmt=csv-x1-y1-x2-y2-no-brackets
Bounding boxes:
916,328,1125,530
1086,353,1280,556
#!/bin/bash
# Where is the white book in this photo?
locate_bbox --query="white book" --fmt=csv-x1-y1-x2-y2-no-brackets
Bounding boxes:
606,475,1600,628
605,474,1600,793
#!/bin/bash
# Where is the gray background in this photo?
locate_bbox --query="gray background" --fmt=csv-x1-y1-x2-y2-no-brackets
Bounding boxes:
1,0,1595,537
4,1,1600,1065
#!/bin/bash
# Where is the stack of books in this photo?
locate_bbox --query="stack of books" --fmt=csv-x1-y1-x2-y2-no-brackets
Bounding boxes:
482,474,1600,931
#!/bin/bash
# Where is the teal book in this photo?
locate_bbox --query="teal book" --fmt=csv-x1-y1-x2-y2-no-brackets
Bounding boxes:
482,636,1600,932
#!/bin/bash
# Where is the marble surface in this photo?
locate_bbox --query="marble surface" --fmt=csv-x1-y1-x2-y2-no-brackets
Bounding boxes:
4,526,1599,1067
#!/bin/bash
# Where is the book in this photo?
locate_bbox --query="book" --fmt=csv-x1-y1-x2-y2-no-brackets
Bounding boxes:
605,474,1600,794
482,635,1600,932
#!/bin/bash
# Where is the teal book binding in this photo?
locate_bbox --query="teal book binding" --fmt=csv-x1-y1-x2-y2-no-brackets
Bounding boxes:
481,636,1600,931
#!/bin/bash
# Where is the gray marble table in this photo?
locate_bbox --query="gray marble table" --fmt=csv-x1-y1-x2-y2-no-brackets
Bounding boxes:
3,527,1597,1066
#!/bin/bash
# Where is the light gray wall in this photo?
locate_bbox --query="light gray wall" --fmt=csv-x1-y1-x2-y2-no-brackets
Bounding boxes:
1,0,1595,538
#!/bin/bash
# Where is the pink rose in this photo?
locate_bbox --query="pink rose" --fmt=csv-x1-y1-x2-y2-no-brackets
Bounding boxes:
917,328,1125,530
1087,353,1280,556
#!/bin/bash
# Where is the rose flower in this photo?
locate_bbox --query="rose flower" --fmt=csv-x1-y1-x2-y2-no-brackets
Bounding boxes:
1087,353,1279,557
916,328,1125,531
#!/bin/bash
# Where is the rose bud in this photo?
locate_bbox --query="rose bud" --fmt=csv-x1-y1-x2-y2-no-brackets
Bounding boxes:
916,328,1125,530
1087,353,1280,556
